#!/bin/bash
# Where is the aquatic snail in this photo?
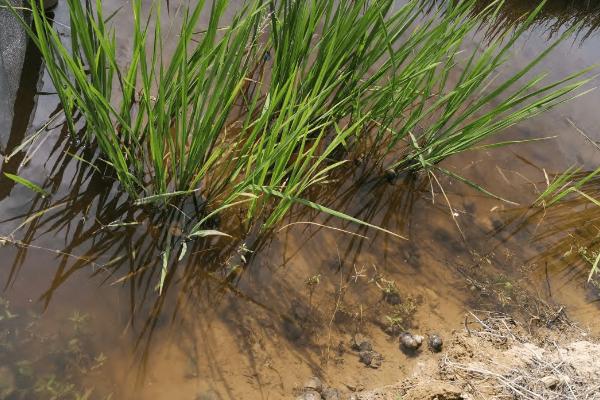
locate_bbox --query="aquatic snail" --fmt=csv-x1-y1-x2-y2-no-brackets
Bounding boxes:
428,334,443,352
400,332,423,351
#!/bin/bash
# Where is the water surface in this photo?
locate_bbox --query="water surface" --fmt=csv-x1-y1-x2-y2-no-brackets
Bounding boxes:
1,1,600,399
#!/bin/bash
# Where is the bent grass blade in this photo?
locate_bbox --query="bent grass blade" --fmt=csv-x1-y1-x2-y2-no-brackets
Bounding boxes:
3,173,49,198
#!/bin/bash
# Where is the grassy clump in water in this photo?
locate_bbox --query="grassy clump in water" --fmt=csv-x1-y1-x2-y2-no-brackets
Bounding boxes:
3,0,592,239
536,152,600,281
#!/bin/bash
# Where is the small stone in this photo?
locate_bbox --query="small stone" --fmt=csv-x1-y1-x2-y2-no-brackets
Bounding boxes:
297,390,322,400
400,332,423,352
541,375,560,389
428,334,443,352
303,376,323,393
322,387,341,400
351,334,372,352
359,350,383,369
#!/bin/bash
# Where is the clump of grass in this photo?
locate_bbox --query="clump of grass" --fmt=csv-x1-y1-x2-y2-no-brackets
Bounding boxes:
537,166,600,207
532,115,600,281
535,148,600,281
2,0,592,241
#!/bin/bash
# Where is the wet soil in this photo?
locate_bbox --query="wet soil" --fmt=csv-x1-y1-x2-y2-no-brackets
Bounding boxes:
354,310,600,400
1,1,600,399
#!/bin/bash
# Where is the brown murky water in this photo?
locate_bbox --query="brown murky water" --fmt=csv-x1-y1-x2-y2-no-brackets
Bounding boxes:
1,1,600,399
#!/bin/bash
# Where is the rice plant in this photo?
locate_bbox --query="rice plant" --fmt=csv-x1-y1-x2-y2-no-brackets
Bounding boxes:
537,166,600,207
535,139,600,281
2,0,592,242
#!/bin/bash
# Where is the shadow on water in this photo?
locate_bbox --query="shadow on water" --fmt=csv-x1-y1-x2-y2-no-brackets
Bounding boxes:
0,117,471,397
2,113,600,398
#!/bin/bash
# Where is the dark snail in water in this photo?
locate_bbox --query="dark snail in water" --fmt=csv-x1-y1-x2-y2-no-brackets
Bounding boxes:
428,334,443,352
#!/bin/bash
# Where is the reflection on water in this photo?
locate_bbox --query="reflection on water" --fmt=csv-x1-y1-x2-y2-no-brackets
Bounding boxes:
1,0,600,399
484,0,600,42
426,0,600,43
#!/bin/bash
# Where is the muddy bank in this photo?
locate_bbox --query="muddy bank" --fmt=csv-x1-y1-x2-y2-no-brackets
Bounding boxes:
324,312,600,400
296,309,600,400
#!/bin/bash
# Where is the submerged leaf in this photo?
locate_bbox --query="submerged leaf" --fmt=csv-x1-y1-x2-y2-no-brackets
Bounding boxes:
188,230,232,239
3,173,49,197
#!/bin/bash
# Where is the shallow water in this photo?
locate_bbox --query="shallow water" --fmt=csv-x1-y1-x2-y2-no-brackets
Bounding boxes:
1,1,600,399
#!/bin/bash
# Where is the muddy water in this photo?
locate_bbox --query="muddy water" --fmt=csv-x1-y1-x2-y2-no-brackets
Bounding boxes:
1,1,600,399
